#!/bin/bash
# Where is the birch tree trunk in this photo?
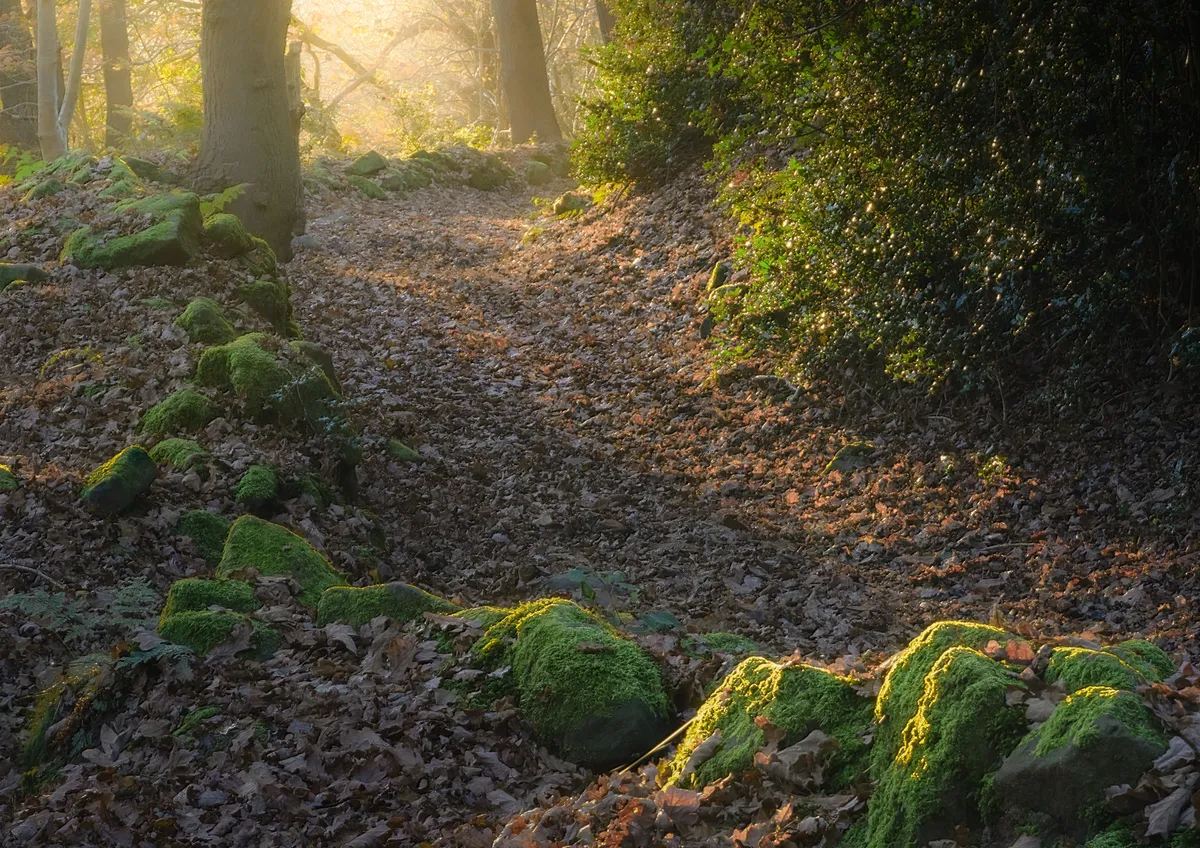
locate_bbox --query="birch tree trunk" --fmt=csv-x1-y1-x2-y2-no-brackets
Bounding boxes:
35,0,64,160
491,0,561,144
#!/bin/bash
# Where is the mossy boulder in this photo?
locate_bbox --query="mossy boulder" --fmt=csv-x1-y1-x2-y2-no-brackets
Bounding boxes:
62,191,203,269
348,150,389,176
525,160,553,186
1045,646,1150,693
994,685,1166,838
471,598,671,769
23,178,64,202
410,149,458,173
216,515,347,607
386,439,422,463
825,443,874,474
80,446,157,515
138,389,220,437
317,583,461,627
158,610,279,659
148,438,208,471
553,192,591,215
196,334,338,427
0,463,18,491
468,163,511,191
176,510,232,566
123,156,163,182
242,237,278,278
347,175,387,199
379,171,409,192
662,656,872,790
160,578,261,621
235,465,278,512
202,213,255,258
863,647,1027,848
1107,639,1175,680
0,264,48,293
175,296,238,344
235,279,298,337
399,163,433,189
290,340,341,393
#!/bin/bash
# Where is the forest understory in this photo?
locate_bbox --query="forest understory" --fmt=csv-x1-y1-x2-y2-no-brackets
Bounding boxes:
3,168,1200,845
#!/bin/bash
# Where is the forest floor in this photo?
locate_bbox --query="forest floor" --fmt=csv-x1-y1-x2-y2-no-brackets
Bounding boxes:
2,168,1199,844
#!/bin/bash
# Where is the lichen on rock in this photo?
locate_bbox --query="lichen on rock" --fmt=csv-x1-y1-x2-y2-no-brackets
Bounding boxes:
175,297,237,344
316,583,461,627
138,389,220,437
216,515,347,607
80,446,157,515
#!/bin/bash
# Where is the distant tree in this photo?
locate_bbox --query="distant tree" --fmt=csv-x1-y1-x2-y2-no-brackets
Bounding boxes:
36,0,91,160
491,0,561,143
198,0,301,259
98,0,132,147
595,0,614,43
0,0,37,148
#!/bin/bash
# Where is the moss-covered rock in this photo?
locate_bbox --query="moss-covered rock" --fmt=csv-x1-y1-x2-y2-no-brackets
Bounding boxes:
175,297,237,344
386,439,422,463
123,156,163,182
316,583,461,627
176,510,232,566
1045,647,1148,693
286,473,333,509
196,334,338,427
80,446,157,515
0,463,17,491
993,686,1167,838
202,212,255,258
379,171,409,192
235,279,298,337
148,438,208,471
159,578,261,621
348,150,389,176
400,163,434,189
347,175,387,199
23,178,64,202
454,606,513,630
235,465,278,512
873,620,1012,773
863,647,1027,848
684,632,760,657
216,515,347,607
0,264,48,293
410,149,458,173
242,237,278,278
158,610,279,659
469,164,510,191
138,389,220,437
526,160,553,186
289,340,341,394
97,179,137,200
662,655,872,790
62,191,203,269
553,191,591,215
1107,639,1175,680
471,598,671,769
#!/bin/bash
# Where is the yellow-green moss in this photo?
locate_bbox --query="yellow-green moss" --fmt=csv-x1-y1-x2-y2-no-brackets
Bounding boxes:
242,237,278,277
175,297,237,344
159,578,261,622
1107,639,1174,681
1044,647,1147,693
235,465,278,511
348,150,389,176
216,515,347,607
202,213,254,257
138,390,220,437
148,438,208,471
662,656,872,790
158,610,279,659
386,439,422,462
316,583,461,627
174,705,221,737
453,606,514,630
472,598,670,768
175,510,232,566
236,279,299,337
348,175,387,199
80,446,157,515
1033,686,1165,757
21,655,111,783
864,647,1027,848
0,463,17,491
873,620,1012,772
63,191,203,269
685,632,760,656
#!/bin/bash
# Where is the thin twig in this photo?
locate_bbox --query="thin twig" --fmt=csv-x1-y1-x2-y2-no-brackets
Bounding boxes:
0,562,66,588
618,717,695,775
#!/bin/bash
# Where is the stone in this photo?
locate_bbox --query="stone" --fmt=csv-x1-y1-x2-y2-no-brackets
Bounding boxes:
348,150,389,176
234,465,278,512
347,175,387,199
63,191,203,269
236,279,298,337
825,443,874,474
202,213,255,258
159,578,261,621
148,438,208,471
216,515,348,607
290,340,341,394
80,446,157,515
526,160,553,185
316,583,461,627
175,297,237,344
158,610,279,659
553,192,591,215
138,390,221,436
176,510,232,566
0,264,48,293
386,439,422,463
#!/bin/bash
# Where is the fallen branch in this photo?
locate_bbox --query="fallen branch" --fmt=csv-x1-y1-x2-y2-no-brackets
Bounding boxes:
0,562,66,588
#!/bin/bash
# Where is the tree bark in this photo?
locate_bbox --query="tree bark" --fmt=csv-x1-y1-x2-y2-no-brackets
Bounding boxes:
490,0,561,144
198,0,301,260
99,0,133,148
58,0,92,134
35,0,64,159
0,0,38,148
595,0,615,44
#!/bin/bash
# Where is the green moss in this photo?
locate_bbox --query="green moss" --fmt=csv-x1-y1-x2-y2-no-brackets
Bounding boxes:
662,656,872,790
1107,639,1175,680
240,237,278,278
685,632,760,656
139,389,220,437
97,179,137,200
235,465,279,511
1033,686,1165,757
316,583,461,627
196,334,338,427
553,192,590,214
526,160,553,185
386,439,422,462
873,620,1012,772
148,438,208,471
21,655,111,779
216,515,347,607
0,264,47,293
472,598,670,768
80,446,157,515
175,297,237,344
236,279,298,337
0,463,17,491
23,178,64,202
174,706,221,737
454,606,514,630
63,191,203,269
159,578,261,622
1045,647,1147,693
1083,825,1138,848
290,341,341,393
347,175,387,199
158,610,280,659
202,213,255,257
348,150,388,176
290,473,333,509
176,510,232,566
864,647,1027,848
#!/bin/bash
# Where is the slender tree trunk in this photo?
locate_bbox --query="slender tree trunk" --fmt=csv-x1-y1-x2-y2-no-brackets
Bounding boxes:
198,0,301,260
490,0,561,144
595,0,615,44
98,0,132,147
58,0,91,133
35,0,64,159
0,0,38,148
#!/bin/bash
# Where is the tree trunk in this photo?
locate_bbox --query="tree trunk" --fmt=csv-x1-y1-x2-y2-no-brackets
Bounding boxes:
198,0,301,261
35,0,64,159
490,0,561,144
58,0,91,134
595,0,615,44
98,0,132,148
0,0,38,148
